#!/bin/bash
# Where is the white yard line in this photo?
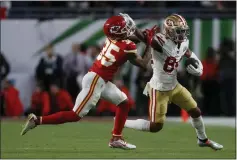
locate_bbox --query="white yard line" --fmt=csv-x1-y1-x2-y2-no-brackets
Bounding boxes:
2,117,235,128
166,117,236,128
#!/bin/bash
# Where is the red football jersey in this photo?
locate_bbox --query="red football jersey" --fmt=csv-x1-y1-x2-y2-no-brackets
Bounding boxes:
90,38,137,81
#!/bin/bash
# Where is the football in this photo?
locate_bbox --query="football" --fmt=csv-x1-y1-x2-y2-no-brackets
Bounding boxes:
185,58,199,69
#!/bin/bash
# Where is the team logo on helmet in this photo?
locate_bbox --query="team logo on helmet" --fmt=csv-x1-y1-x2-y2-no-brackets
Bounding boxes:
110,26,121,34
166,19,174,26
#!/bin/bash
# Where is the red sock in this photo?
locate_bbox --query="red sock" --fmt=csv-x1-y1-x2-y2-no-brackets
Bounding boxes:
112,101,130,137
38,111,80,125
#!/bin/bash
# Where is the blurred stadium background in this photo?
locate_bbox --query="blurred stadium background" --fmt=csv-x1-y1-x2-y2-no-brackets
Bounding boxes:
0,1,236,159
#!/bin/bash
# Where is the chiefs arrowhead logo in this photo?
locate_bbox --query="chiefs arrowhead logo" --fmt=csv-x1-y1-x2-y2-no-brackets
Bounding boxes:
110,26,121,33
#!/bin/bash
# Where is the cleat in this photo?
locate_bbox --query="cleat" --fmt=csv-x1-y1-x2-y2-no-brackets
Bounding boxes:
20,114,37,136
198,139,223,150
109,137,136,150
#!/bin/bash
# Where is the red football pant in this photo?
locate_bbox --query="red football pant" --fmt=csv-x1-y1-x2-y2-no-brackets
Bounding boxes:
38,101,130,138
112,101,130,136
40,111,80,124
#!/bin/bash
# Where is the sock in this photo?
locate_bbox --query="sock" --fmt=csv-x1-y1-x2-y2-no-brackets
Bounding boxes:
125,119,150,131
191,116,208,140
112,102,130,136
38,111,81,125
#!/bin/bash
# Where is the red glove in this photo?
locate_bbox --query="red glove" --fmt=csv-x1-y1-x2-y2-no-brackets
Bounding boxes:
145,25,160,45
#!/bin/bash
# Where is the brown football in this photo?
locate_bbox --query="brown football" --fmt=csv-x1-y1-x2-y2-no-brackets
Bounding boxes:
185,58,199,69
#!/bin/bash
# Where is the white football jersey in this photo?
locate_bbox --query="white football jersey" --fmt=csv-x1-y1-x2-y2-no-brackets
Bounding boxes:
148,33,189,91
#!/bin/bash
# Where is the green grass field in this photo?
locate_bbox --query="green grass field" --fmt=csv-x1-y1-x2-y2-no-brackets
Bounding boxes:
1,118,236,159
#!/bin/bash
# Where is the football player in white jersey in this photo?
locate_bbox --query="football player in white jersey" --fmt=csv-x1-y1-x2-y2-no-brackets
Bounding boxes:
123,13,223,150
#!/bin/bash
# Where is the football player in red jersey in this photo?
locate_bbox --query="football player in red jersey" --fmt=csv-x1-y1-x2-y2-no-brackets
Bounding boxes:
21,14,157,149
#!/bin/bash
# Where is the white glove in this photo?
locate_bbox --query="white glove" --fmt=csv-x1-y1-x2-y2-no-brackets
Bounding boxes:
186,51,203,76
186,63,203,76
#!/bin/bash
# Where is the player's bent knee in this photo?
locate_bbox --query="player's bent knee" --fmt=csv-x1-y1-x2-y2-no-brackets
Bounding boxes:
188,107,201,118
118,99,128,106
117,92,128,106
150,122,163,133
117,93,129,107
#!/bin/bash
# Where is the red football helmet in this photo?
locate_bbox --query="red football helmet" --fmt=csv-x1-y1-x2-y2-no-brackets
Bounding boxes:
103,15,135,40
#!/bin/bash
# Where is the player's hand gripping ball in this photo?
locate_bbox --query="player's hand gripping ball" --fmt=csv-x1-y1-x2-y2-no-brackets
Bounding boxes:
185,58,203,76
185,58,199,69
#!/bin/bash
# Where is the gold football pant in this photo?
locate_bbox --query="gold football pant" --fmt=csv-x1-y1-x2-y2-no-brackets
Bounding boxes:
148,83,197,123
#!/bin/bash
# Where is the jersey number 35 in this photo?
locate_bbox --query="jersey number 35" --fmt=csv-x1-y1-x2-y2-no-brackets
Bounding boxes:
97,40,118,67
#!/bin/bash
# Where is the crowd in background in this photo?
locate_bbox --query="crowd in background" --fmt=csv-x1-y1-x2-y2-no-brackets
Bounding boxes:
3,1,236,10
0,37,236,117
0,1,236,20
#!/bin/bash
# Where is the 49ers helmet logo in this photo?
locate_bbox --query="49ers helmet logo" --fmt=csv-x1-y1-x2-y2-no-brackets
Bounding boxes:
110,26,121,34
166,19,174,26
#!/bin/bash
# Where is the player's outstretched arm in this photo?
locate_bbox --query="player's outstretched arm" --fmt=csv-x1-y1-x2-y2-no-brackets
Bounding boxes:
127,26,157,70
127,45,152,70
134,27,162,52
128,35,142,44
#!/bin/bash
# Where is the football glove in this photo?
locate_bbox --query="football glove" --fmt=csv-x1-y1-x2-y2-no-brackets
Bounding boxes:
145,25,159,45
186,63,203,76
186,52,203,76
